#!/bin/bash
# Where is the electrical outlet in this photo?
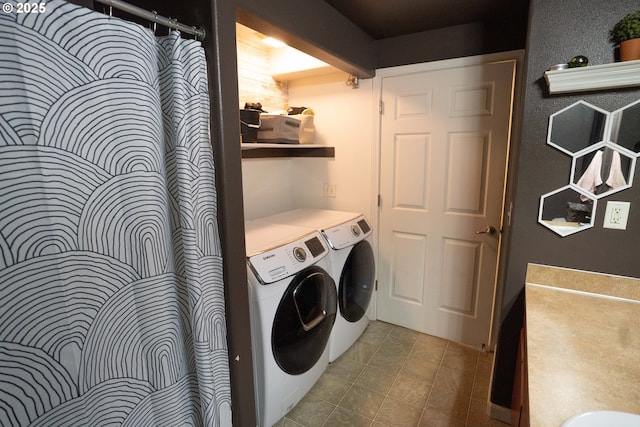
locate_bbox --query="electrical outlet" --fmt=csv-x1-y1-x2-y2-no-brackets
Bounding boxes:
603,201,630,230
323,182,337,198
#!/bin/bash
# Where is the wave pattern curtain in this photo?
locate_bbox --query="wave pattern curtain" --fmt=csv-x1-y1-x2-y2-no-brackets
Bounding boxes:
0,1,232,425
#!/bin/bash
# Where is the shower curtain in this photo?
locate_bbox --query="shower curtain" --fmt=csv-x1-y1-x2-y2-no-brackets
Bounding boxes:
0,1,232,426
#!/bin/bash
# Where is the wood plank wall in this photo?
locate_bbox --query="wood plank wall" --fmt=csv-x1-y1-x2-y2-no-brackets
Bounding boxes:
236,23,288,112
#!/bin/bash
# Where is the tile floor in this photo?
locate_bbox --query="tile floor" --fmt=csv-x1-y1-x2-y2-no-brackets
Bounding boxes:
274,321,509,427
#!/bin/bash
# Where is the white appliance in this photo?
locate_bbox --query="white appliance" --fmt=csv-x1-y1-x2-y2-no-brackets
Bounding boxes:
245,220,337,427
261,209,375,362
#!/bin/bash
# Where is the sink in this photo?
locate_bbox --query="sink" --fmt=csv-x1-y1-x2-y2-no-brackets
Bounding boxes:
562,411,640,427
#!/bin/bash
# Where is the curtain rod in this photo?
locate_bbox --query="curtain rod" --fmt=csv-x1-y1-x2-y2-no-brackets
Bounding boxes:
94,0,206,40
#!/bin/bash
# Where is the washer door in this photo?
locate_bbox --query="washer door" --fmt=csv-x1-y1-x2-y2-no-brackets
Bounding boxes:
272,265,337,375
339,240,375,322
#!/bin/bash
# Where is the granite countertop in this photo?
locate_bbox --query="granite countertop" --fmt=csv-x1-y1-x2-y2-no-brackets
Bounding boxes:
525,264,640,427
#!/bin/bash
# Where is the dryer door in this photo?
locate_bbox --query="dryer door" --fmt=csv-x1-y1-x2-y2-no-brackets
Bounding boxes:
339,240,375,322
272,266,337,375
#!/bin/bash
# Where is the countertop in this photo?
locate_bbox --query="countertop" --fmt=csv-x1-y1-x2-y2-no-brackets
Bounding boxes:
525,264,640,427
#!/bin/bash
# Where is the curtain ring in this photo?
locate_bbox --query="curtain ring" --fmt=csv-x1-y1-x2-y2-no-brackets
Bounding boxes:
171,18,179,35
152,10,158,34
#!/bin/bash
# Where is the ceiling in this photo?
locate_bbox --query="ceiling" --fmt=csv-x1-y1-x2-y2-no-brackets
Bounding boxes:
323,0,529,40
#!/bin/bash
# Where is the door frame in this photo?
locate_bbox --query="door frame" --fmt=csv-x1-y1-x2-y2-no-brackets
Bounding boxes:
370,50,525,349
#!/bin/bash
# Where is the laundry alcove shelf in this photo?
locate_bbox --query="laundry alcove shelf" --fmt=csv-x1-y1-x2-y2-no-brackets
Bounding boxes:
241,143,335,158
544,59,640,93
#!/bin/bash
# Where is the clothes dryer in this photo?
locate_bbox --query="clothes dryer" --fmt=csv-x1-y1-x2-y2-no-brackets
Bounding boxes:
245,220,337,427
261,209,375,362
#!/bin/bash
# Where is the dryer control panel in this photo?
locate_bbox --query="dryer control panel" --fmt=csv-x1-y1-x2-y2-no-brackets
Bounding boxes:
248,231,328,284
322,215,372,250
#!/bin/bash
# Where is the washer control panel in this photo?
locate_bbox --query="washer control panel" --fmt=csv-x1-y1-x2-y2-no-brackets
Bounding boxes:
322,215,372,250
248,231,328,284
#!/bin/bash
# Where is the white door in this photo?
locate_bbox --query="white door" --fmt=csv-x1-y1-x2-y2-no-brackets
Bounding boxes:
376,58,516,348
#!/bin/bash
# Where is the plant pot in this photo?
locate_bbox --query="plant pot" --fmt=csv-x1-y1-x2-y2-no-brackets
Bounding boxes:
620,38,640,61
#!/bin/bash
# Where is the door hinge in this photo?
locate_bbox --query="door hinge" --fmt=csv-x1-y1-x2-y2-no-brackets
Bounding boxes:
377,194,381,207
379,100,384,114
375,280,378,291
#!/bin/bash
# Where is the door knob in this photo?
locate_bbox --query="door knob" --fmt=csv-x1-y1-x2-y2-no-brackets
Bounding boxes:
476,226,497,235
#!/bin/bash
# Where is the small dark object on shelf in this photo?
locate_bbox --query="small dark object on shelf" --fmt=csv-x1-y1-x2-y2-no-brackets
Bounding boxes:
566,201,592,223
240,109,261,142
287,106,307,115
568,55,589,68
245,102,266,112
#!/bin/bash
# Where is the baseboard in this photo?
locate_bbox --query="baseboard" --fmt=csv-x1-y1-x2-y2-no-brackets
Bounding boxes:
485,344,512,424
487,400,512,424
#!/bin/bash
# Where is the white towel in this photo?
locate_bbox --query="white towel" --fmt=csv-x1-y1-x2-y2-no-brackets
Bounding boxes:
576,150,603,197
606,150,627,189
576,150,626,200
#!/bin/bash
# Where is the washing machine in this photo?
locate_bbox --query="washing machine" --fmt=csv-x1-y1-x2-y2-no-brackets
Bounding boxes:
261,209,375,362
245,219,337,427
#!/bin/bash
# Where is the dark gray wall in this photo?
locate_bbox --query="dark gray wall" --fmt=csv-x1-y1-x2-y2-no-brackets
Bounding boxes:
491,0,640,407
376,15,528,68
204,1,257,425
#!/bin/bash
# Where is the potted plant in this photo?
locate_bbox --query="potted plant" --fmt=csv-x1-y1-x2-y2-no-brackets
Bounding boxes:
610,10,640,61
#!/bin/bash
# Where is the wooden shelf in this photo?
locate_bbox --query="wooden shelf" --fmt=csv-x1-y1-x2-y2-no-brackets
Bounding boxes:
544,59,640,94
241,143,335,159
